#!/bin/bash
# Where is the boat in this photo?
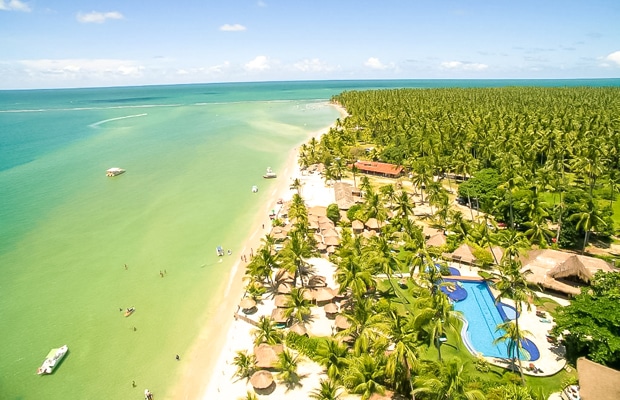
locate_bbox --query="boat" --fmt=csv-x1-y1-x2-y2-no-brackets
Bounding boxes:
37,345,68,375
124,307,135,317
251,185,258,193
263,167,277,179
106,167,125,177
216,246,224,256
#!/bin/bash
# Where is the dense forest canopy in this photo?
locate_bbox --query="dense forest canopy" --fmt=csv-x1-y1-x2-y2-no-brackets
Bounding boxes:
301,87,620,250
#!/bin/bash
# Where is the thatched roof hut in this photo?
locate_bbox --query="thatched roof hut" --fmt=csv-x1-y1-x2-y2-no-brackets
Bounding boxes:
334,181,356,210
451,243,477,264
274,294,288,308
521,249,613,296
324,302,338,318
254,343,283,369
422,226,441,238
277,282,292,294
321,228,339,238
426,233,447,247
577,357,620,400
308,205,327,217
312,287,335,304
365,218,385,230
327,245,337,253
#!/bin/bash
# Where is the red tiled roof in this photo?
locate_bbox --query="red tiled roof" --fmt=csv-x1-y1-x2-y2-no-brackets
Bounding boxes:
354,161,403,176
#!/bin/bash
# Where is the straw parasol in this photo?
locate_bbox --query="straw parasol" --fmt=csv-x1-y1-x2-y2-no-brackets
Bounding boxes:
271,228,288,240
318,215,332,223
452,243,476,264
327,245,337,253
312,287,335,303
289,323,308,336
271,307,288,324
351,220,365,232
317,242,327,251
250,370,275,389
324,302,338,316
313,233,323,243
308,275,326,287
324,236,340,246
335,314,351,330
254,343,283,369
274,294,288,308
321,228,339,237
309,219,320,230
365,218,385,230
239,298,257,310
277,282,292,294
308,205,327,216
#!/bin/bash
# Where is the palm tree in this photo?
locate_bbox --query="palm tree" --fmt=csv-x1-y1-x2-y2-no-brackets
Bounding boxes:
494,320,533,384
275,349,301,390
279,229,314,287
315,339,350,381
413,290,460,362
283,287,312,325
343,353,387,400
412,359,485,400
290,177,304,195
232,350,257,381
252,316,283,346
335,255,375,298
569,197,606,254
238,390,259,400
310,378,344,400
383,310,420,397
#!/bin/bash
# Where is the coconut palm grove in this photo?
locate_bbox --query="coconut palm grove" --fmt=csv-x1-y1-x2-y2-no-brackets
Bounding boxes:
236,87,620,400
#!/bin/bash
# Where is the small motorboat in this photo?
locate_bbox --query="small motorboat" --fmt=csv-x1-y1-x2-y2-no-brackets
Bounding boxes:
124,307,135,317
106,167,125,177
263,167,277,179
37,345,68,375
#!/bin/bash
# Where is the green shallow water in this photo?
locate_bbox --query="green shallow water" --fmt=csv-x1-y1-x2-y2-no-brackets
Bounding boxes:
0,90,339,399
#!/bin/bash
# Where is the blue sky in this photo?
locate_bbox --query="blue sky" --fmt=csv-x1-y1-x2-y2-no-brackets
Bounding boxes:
1,0,619,89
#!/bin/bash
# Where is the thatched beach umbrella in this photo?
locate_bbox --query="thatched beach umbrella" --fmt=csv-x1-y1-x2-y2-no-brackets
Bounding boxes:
426,233,447,247
365,218,384,230
309,219,320,230
324,303,338,318
351,220,364,233
452,243,476,264
317,242,327,251
289,323,308,336
254,343,283,369
324,236,340,246
335,314,351,330
313,233,323,243
277,282,292,294
271,307,288,324
312,287,335,303
327,245,336,253
250,370,274,389
271,229,288,240
274,294,288,308
240,298,256,310
321,228,339,238
318,215,332,223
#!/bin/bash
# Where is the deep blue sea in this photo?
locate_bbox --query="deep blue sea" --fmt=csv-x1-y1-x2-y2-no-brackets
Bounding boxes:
1,79,618,400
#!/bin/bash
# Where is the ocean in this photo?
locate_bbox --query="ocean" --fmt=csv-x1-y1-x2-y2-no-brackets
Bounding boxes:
1,79,618,399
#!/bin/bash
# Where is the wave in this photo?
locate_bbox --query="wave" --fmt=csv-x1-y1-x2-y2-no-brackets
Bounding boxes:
89,113,148,128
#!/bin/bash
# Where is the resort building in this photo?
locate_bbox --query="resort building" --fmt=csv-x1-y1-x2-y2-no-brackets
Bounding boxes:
520,249,614,296
353,161,404,178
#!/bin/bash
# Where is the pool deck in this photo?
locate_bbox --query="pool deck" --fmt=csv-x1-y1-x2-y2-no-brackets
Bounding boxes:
447,262,568,377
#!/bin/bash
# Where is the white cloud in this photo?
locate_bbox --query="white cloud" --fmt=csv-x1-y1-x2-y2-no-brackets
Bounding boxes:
0,0,31,12
20,59,143,78
220,23,246,32
245,56,270,71
605,51,620,66
293,58,334,73
77,11,124,24
364,57,390,70
257,1,267,7
440,61,488,71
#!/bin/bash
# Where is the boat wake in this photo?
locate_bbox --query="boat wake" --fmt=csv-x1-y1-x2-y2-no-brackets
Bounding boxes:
89,113,147,128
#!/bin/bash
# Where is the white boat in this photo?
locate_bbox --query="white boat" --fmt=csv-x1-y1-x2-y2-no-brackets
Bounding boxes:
263,167,277,179
37,345,68,375
251,185,258,193
216,246,224,256
106,167,125,177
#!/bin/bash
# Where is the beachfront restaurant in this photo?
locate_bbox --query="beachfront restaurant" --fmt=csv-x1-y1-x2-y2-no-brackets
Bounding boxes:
353,161,404,178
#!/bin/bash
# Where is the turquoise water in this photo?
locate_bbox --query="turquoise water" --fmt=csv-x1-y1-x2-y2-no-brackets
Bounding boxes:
0,80,613,399
450,280,539,361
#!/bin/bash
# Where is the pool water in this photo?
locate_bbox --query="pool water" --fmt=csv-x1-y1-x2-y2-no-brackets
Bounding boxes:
446,280,539,361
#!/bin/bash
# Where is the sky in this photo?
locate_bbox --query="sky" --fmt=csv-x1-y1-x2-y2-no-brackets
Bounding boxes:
0,0,619,89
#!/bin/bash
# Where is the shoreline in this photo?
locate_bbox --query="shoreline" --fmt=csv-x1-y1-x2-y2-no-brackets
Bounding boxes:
166,102,346,400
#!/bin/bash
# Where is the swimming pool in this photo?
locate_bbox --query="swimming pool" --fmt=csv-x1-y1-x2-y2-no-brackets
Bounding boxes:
445,279,539,361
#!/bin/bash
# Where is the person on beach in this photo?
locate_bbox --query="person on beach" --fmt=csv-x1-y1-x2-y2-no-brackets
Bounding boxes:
124,264,128,270
144,389,153,400
227,249,232,255
175,354,180,361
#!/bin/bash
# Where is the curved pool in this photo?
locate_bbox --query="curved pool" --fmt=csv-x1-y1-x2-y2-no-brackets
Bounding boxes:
445,279,540,361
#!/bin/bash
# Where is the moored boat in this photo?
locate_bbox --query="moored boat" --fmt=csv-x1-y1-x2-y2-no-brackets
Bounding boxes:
37,345,68,375
263,167,277,179
216,246,224,256
106,167,125,177
124,307,135,317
